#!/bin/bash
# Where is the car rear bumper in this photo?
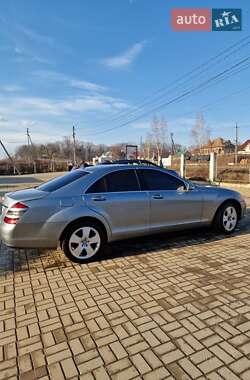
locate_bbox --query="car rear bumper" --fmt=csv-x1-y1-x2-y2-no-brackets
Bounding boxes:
0,221,60,249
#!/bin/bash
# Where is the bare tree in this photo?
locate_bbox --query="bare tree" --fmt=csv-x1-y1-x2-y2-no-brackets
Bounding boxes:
143,133,153,159
191,113,211,148
150,115,168,161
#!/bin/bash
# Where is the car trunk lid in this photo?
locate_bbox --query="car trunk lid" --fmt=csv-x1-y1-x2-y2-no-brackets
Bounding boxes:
2,188,48,208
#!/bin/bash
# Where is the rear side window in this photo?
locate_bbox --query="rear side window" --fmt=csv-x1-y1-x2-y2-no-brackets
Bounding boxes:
106,170,139,192
86,177,107,194
104,170,139,192
86,169,140,193
137,169,184,191
38,170,89,192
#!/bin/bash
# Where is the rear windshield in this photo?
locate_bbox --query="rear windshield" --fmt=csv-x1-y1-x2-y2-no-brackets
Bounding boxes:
38,170,89,192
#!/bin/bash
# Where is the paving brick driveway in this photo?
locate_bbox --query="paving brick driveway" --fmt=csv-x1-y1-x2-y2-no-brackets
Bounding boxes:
1,191,250,380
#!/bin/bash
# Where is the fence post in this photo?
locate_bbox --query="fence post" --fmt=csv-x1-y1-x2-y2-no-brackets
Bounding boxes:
180,153,186,178
33,161,36,174
209,152,217,182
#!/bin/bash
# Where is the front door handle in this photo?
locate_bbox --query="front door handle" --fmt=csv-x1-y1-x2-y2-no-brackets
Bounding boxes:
92,195,106,201
152,194,164,200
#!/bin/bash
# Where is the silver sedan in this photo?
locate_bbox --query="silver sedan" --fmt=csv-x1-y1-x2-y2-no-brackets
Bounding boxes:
0,165,247,263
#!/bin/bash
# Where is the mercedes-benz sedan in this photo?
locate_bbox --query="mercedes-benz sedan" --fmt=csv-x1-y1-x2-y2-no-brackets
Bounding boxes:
0,165,246,263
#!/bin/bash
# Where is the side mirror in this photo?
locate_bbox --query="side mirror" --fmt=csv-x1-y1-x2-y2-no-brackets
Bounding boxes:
177,185,186,192
185,182,195,191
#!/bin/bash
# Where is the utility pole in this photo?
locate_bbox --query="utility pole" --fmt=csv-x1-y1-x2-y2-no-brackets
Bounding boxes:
170,132,176,155
27,128,30,164
235,123,239,165
26,128,36,172
72,126,76,165
0,140,21,175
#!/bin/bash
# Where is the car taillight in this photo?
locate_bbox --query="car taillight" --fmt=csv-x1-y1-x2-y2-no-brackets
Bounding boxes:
12,202,28,209
4,202,28,224
3,216,19,224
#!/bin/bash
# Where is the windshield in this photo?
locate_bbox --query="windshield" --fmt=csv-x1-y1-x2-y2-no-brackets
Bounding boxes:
38,170,89,192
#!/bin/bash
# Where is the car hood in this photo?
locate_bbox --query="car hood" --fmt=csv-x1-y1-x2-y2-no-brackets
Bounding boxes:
194,183,242,198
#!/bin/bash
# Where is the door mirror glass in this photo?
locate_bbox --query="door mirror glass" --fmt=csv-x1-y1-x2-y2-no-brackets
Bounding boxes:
185,182,195,191
177,185,186,192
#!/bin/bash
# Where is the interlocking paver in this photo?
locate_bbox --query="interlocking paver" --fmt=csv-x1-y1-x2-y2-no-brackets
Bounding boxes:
0,191,250,379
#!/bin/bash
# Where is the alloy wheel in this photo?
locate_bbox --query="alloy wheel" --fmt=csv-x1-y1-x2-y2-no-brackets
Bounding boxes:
69,226,101,259
223,206,237,232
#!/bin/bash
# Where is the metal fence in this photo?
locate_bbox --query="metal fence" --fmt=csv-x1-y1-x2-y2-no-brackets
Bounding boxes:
0,159,68,175
169,153,250,183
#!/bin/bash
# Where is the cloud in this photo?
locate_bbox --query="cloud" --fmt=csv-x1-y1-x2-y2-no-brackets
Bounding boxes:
33,70,106,92
69,80,106,92
0,115,8,123
14,47,23,55
0,93,129,118
2,85,23,92
102,41,147,69
169,117,196,129
12,45,52,65
1,124,66,155
132,121,149,129
18,25,54,46
31,56,53,65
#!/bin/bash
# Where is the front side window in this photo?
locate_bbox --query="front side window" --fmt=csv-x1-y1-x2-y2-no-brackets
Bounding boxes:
137,169,184,191
105,169,140,192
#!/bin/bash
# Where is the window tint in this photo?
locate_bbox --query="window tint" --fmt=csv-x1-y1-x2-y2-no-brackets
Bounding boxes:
38,170,89,192
86,177,106,193
105,170,139,192
138,169,184,191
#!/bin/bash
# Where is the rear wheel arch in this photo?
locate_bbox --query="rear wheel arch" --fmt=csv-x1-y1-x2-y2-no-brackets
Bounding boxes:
59,216,108,247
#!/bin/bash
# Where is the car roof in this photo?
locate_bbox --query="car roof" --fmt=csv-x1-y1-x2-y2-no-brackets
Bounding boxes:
85,164,156,172
84,164,180,178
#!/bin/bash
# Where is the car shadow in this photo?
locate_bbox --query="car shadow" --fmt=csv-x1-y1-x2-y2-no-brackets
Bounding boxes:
1,211,249,273
102,217,250,262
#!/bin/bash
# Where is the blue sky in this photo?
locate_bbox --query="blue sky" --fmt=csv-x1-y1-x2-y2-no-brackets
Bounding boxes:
0,0,250,157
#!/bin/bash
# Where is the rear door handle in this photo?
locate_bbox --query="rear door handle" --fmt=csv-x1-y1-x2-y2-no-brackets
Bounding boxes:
91,195,106,201
152,194,164,200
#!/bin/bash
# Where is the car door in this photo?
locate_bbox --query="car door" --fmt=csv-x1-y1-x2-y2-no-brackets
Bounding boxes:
136,168,204,232
84,169,150,240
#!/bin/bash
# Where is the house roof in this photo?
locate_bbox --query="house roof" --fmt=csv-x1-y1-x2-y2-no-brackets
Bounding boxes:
200,137,225,149
212,137,224,147
239,139,250,150
200,137,234,150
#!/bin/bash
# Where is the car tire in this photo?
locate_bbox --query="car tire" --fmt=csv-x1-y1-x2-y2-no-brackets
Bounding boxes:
213,202,239,234
62,220,106,263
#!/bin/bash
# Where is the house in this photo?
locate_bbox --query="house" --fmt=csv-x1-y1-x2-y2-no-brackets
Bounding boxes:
238,139,250,155
196,137,235,155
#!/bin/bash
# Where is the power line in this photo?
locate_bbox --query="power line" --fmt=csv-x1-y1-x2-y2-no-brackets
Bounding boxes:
84,56,250,137
165,83,250,124
84,35,250,130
